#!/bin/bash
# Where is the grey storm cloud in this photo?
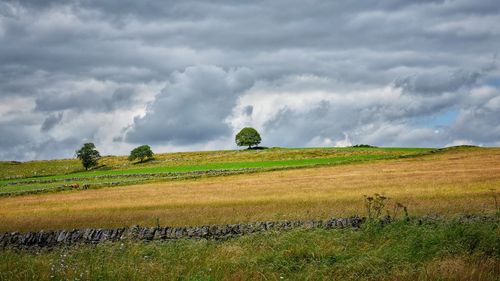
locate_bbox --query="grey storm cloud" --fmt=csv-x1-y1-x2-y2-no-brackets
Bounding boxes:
263,102,340,147
394,69,482,95
0,0,500,160
35,87,138,113
40,112,63,132
125,65,254,145
243,106,253,116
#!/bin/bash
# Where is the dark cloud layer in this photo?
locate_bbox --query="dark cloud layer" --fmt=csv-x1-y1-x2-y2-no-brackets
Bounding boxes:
35,87,138,113
40,112,63,132
0,0,499,160
125,66,254,145
395,69,482,96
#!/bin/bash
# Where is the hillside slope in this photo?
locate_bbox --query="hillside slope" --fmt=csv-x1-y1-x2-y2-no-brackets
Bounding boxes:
0,147,498,232
0,147,431,195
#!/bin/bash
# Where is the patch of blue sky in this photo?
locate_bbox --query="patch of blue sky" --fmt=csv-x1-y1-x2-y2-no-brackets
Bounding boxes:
411,109,459,128
486,78,500,87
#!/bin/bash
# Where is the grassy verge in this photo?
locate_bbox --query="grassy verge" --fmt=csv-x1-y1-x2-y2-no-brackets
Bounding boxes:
1,218,498,281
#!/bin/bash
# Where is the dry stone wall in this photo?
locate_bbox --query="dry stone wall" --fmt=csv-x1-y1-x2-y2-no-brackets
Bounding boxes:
0,216,364,249
0,168,265,197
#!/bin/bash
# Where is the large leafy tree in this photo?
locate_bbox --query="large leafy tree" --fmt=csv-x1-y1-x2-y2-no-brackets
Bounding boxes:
75,143,101,170
129,145,154,163
235,127,262,149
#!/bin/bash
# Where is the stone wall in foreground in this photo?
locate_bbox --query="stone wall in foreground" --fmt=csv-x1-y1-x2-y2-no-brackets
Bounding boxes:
0,216,364,249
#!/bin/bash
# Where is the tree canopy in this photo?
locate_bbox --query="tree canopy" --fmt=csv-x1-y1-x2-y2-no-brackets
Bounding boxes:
235,127,262,148
75,143,101,170
129,145,154,163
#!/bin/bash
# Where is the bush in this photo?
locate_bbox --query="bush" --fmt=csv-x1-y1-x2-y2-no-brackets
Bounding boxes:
129,145,154,163
351,144,377,148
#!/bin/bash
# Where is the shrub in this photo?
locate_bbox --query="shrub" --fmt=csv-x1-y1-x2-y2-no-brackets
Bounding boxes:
129,145,154,163
351,144,377,148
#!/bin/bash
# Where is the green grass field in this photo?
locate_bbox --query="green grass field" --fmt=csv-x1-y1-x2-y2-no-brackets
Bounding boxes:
0,147,431,195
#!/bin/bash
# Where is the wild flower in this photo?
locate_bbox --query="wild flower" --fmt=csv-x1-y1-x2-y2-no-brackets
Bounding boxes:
364,193,389,220
488,189,499,214
364,193,410,221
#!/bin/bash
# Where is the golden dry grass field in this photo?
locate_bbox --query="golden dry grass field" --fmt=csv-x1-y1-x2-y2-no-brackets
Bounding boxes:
0,147,499,232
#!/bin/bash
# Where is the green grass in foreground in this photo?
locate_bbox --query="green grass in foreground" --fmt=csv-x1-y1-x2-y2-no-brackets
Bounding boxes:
1,218,498,281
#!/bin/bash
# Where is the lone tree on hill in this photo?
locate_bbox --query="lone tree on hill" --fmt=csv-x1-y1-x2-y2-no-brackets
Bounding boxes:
129,145,154,163
235,127,262,149
76,143,101,170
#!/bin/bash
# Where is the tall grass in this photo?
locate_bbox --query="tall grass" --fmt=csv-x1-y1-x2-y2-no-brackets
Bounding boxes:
0,218,498,280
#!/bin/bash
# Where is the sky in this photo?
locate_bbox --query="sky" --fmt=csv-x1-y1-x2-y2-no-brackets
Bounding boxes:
1,0,500,160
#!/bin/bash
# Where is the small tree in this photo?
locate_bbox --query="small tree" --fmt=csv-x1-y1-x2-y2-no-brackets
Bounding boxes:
235,127,262,149
76,143,101,170
129,145,154,163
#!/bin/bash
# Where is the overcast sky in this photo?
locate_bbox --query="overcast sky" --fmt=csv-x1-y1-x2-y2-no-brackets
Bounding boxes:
1,0,500,160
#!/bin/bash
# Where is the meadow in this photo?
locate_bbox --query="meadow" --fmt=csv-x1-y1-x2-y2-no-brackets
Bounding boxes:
1,146,499,280
0,146,498,232
0,147,430,195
